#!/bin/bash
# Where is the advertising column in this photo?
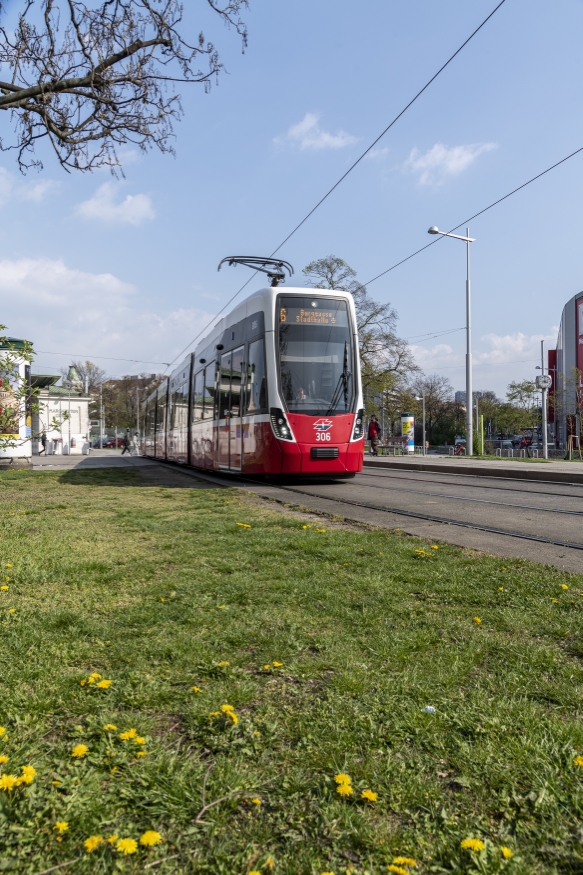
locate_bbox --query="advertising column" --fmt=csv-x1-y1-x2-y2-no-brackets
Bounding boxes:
401,412,415,454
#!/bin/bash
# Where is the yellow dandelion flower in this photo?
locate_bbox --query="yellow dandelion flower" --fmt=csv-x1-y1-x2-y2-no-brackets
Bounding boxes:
550,598,558,603
192,686,202,693
89,673,102,680
116,838,138,855
103,724,117,731
52,781,61,786
209,711,220,718
0,755,8,764
266,859,275,870
0,728,5,737
5,564,12,568
249,871,261,875
87,676,96,684
134,736,146,745
334,773,352,785
160,597,165,603
0,586,8,591
84,836,103,853
54,821,68,833
72,744,89,758
461,838,485,852
217,661,230,667
119,728,137,740
80,680,87,686
225,710,239,725
498,587,504,591
96,680,112,689
392,858,417,867
273,661,283,667
473,617,481,624
361,789,378,801
220,704,234,712
106,835,118,845
136,751,147,757
0,774,18,790
573,755,583,767
236,522,251,528
218,605,226,609
500,847,513,859
302,525,311,529
414,549,425,555
8,609,15,614
251,797,261,806
431,545,439,549
561,584,569,590
19,765,36,784
321,872,335,875
315,528,327,533
336,783,353,796
387,867,409,875
140,830,162,846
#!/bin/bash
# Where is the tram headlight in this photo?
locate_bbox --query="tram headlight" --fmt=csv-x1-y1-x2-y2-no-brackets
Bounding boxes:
270,407,294,441
351,408,365,441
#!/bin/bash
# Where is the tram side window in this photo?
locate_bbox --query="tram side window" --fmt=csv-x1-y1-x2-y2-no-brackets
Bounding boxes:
204,361,217,420
246,338,267,413
193,370,205,421
156,390,167,432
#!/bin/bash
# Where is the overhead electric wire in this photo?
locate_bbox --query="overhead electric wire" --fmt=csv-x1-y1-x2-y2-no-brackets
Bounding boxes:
35,350,170,366
364,145,583,286
165,0,508,374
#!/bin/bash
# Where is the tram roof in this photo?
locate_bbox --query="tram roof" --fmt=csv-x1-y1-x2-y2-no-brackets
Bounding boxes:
148,285,355,399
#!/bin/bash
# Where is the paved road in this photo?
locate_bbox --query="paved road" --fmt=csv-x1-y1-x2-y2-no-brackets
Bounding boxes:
26,451,583,574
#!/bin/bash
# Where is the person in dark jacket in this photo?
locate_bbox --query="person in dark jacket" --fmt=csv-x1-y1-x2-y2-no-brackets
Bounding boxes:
121,430,131,455
368,415,382,456
39,432,47,455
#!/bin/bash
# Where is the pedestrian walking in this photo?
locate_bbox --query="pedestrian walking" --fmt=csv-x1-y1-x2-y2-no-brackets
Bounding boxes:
39,432,47,455
368,415,382,456
132,432,140,456
121,430,131,455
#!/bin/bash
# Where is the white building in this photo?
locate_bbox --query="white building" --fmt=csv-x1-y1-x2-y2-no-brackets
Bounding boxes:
31,373,91,455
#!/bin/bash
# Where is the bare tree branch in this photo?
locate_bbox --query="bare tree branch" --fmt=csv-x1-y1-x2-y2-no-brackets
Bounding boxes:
0,0,249,173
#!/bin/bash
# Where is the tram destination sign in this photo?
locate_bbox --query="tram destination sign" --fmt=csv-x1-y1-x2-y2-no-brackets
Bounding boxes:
279,306,348,327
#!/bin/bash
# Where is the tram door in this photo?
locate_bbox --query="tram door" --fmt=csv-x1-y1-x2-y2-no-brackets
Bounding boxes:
218,347,244,470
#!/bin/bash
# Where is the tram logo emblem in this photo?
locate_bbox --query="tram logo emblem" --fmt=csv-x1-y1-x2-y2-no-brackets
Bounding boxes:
313,419,333,432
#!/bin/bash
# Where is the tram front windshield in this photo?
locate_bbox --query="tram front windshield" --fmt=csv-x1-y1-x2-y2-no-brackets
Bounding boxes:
278,296,355,415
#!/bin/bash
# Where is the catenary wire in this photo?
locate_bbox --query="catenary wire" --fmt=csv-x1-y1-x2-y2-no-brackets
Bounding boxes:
35,350,170,366
364,145,583,286
164,0,508,374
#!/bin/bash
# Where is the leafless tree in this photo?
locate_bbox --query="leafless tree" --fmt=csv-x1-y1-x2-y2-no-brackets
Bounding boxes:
0,0,248,173
302,255,417,396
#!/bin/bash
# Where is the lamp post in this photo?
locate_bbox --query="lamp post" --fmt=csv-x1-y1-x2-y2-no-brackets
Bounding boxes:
428,225,475,455
415,393,426,455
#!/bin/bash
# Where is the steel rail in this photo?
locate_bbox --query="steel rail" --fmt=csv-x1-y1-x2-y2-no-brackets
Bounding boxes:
151,460,583,552
358,467,583,498
350,478,583,516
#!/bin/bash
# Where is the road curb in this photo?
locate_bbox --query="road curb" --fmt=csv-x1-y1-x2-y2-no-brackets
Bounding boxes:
363,458,583,485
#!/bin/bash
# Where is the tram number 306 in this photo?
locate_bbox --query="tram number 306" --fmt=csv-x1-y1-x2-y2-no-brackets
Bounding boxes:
315,432,332,441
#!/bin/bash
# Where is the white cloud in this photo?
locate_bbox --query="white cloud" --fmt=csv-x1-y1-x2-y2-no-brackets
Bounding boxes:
275,113,359,151
75,182,155,226
405,142,497,186
365,147,389,160
409,330,557,397
0,167,60,206
0,257,214,373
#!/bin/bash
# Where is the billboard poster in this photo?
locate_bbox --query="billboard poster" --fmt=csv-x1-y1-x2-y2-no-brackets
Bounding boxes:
578,297,583,410
0,373,20,438
401,413,415,454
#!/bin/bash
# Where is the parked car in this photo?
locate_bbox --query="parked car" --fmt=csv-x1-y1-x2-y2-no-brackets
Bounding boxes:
100,437,125,449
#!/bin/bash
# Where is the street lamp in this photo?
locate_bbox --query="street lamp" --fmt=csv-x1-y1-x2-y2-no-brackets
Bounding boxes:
428,225,475,455
415,394,426,455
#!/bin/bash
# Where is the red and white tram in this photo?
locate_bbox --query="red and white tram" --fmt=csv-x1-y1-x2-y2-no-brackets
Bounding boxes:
142,282,365,477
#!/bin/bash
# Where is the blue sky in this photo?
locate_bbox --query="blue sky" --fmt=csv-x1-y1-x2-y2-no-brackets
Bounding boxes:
1,0,583,395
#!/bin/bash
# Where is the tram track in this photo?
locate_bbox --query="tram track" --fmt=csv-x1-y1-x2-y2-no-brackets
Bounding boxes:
359,467,583,499
160,462,583,553
350,477,583,516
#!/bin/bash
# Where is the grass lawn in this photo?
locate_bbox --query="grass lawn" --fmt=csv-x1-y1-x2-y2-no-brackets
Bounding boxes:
0,466,582,875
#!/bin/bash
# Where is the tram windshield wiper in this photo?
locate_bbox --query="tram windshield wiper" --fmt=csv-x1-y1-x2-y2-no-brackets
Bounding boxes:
326,341,352,415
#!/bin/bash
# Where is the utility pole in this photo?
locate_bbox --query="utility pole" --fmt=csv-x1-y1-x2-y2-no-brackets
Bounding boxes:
100,383,103,449
541,339,548,459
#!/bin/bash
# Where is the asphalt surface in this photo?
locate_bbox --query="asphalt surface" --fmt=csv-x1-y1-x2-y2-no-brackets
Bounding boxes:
23,451,583,574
